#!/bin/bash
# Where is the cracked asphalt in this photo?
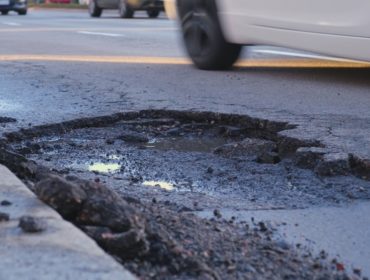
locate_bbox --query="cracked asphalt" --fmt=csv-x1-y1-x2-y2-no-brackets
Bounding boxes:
1,8,370,277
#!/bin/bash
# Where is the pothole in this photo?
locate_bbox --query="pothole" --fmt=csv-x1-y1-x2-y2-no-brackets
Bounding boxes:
5,110,370,211
1,110,368,279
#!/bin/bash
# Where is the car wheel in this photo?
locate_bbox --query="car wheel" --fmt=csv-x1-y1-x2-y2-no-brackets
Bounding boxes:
1,10,9,15
88,0,102,18
118,0,134,18
180,3,241,70
147,9,160,18
18,9,27,15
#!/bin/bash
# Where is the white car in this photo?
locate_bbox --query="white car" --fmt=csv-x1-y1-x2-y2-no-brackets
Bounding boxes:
165,0,370,70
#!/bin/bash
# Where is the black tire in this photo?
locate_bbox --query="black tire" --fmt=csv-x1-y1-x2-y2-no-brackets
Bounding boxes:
147,9,160,18
1,10,9,15
118,0,134,18
18,9,27,15
88,0,102,18
180,4,241,70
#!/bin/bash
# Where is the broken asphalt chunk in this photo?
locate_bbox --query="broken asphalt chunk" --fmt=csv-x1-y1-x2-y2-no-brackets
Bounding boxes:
19,216,46,233
0,212,10,222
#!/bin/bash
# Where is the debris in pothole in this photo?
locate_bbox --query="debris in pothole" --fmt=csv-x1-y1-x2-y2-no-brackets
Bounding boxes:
256,151,281,164
315,153,351,176
34,175,212,277
33,174,351,280
5,115,368,211
0,110,368,279
3,110,369,212
0,212,10,222
294,147,327,169
19,216,47,233
214,138,276,159
213,209,222,219
117,131,149,143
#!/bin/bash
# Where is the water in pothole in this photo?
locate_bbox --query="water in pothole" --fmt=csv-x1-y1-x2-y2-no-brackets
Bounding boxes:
13,117,370,211
88,162,122,173
143,180,175,191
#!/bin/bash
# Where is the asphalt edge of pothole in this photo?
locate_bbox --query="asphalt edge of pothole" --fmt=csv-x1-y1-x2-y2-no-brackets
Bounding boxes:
0,164,137,280
3,109,369,181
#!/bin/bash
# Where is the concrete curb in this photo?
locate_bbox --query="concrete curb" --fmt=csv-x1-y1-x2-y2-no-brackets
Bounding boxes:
0,164,137,280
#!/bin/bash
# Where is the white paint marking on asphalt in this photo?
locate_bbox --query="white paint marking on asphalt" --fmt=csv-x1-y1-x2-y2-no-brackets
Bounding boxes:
77,31,125,37
254,49,358,63
2,22,21,26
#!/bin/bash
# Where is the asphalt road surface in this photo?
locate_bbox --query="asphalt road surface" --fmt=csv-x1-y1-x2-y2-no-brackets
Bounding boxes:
1,9,370,159
1,9,370,277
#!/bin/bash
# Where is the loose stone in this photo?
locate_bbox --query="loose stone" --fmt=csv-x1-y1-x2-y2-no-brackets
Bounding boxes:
213,209,222,219
0,200,12,206
0,212,10,222
19,216,47,233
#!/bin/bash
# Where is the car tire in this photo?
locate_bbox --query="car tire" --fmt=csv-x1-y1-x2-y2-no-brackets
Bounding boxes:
180,4,241,70
88,0,102,18
118,0,134,18
18,9,27,15
1,10,9,15
147,9,160,18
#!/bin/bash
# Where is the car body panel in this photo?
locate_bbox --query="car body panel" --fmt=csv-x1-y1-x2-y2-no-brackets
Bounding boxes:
216,0,370,62
218,0,370,38
169,0,370,62
227,23,370,62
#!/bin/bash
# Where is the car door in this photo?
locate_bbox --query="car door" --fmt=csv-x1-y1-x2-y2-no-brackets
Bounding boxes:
218,0,370,38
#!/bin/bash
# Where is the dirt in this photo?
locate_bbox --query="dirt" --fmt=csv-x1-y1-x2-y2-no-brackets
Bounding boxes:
18,216,47,233
1,110,370,279
33,174,353,280
0,212,10,222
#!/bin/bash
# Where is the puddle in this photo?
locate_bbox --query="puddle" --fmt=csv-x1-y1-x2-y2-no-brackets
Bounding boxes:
88,162,121,173
144,137,228,153
143,180,174,191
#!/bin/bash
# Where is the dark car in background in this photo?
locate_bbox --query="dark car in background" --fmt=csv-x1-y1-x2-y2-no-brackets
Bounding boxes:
0,0,27,15
89,0,163,18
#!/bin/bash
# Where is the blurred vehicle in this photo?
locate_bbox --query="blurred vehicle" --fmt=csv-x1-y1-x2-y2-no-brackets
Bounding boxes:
167,0,370,70
48,0,71,3
0,0,27,15
163,0,175,19
89,0,164,18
